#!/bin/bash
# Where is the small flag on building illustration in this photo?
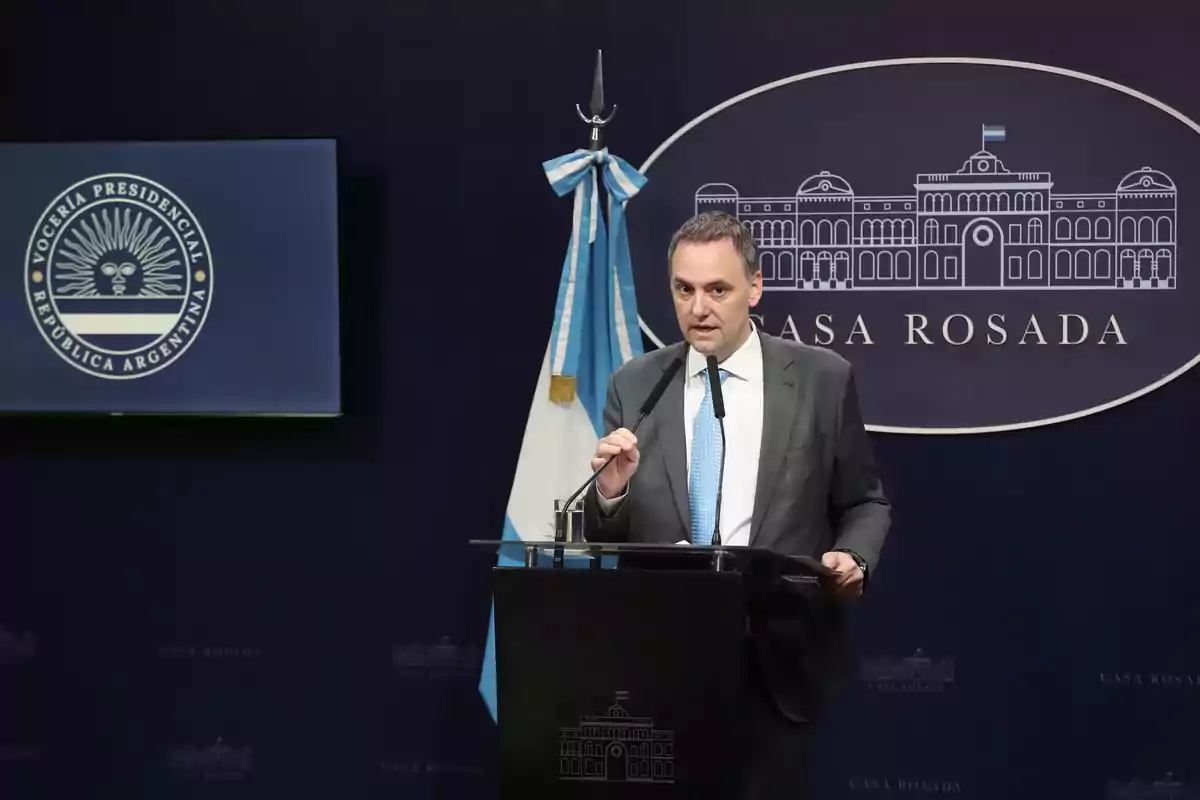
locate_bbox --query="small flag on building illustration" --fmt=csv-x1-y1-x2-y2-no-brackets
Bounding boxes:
982,124,1006,148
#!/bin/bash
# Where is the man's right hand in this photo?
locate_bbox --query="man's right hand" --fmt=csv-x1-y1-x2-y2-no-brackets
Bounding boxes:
592,428,639,499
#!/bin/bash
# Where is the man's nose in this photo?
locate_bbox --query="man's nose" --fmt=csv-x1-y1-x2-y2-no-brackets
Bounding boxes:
690,292,709,317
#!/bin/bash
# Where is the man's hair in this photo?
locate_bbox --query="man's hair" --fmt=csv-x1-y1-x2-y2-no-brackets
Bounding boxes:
666,211,759,279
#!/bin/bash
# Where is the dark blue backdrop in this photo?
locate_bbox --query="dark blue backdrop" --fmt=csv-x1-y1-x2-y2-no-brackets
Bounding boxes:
1,2,1197,798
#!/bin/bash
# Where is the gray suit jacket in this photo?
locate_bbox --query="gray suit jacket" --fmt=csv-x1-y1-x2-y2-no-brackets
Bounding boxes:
583,331,891,721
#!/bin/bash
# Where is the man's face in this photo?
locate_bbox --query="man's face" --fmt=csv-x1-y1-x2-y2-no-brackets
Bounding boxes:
670,237,762,361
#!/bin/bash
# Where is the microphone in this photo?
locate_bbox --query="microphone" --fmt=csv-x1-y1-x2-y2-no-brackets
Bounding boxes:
553,356,686,545
705,355,727,548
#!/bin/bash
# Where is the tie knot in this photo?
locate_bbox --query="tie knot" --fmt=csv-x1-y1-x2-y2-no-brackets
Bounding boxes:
699,368,729,395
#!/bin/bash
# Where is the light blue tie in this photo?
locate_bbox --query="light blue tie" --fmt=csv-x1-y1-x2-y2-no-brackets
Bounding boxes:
689,369,728,546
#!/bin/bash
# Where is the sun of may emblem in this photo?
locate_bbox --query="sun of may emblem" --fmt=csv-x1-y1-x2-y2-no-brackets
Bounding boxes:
24,173,213,380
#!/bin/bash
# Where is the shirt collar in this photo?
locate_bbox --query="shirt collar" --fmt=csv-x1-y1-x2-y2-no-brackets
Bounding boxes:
686,322,763,383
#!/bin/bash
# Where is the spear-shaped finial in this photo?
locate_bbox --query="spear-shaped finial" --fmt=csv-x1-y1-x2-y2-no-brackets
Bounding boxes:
576,49,617,151
589,50,606,118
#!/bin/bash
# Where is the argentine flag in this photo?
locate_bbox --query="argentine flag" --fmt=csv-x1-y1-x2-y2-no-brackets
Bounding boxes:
477,147,647,722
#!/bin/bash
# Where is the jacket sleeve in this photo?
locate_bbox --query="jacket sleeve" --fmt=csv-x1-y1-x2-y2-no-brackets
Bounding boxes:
828,368,891,575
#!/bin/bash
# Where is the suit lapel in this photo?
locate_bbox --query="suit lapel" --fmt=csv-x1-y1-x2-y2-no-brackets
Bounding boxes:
656,348,692,539
750,335,797,546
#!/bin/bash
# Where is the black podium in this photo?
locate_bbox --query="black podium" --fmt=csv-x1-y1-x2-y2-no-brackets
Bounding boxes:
471,540,832,799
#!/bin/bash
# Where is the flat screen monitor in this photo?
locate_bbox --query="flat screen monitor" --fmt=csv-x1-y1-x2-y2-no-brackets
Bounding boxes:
0,139,341,416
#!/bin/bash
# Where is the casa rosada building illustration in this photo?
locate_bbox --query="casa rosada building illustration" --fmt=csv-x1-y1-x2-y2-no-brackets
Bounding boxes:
694,145,1177,292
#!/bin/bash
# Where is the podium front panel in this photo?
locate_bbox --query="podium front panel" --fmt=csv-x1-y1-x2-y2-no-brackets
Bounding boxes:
493,567,747,799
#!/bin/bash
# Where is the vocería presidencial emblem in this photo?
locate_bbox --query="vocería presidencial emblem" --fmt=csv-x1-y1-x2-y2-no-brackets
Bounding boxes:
25,173,213,379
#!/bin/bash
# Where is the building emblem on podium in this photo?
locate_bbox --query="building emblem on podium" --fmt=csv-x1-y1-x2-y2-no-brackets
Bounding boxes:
695,129,1177,292
558,691,675,783
860,648,956,693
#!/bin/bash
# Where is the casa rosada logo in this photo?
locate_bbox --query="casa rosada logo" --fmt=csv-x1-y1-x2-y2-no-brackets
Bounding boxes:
628,58,1200,433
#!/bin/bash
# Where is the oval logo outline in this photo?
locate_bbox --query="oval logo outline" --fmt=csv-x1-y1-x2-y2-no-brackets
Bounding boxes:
634,57,1200,435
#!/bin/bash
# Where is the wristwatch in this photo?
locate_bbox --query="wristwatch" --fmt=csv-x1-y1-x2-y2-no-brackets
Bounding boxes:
834,548,869,587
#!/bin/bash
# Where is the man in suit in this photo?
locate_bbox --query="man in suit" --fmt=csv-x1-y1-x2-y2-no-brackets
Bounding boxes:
582,211,891,798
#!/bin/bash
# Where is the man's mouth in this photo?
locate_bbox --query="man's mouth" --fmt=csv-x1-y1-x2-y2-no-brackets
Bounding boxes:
692,324,718,333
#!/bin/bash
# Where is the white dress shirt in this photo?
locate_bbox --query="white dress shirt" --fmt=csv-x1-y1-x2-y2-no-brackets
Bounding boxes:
597,326,764,547
683,327,763,546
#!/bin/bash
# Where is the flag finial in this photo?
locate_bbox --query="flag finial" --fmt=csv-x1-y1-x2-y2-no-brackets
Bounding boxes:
576,49,617,151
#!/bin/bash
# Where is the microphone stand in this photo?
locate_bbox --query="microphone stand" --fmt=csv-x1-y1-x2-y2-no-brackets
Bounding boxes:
550,356,685,569
551,405,649,569
712,416,726,549
705,355,728,554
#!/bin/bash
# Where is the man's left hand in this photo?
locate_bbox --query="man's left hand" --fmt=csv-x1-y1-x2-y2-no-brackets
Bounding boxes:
821,551,864,600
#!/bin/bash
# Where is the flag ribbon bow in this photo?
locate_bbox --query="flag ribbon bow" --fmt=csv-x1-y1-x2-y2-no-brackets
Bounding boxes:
542,147,647,404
